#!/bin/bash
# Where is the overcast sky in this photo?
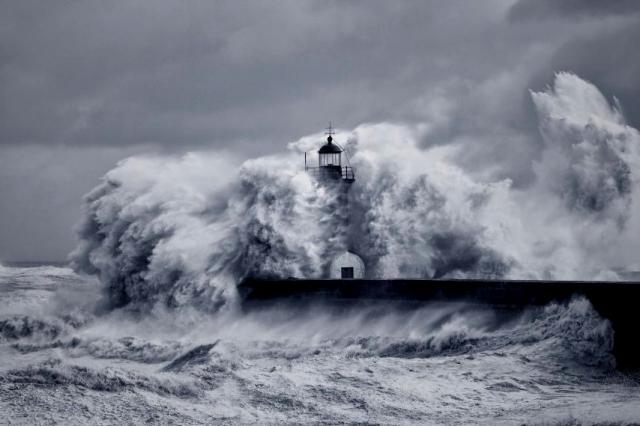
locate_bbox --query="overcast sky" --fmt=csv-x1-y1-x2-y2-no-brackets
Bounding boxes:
1,0,639,261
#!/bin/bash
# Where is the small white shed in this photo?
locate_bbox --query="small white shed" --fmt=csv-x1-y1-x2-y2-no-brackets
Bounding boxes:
330,251,365,279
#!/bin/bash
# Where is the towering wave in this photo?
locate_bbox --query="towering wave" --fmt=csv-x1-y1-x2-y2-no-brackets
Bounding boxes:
71,73,640,311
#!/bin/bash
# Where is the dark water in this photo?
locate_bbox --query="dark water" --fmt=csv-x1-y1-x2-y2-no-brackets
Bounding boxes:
3,261,69,268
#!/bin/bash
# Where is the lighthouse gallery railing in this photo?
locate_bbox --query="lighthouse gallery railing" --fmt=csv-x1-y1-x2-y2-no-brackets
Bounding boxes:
305,166,355,182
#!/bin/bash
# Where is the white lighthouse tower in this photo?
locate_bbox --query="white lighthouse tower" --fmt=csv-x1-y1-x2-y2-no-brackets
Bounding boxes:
305,123,364,279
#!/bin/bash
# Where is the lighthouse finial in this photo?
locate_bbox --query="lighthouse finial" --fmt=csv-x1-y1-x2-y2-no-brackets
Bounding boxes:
324,121,335,143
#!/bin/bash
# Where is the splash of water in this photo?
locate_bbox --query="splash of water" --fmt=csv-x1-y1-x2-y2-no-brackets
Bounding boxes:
70,73,640,312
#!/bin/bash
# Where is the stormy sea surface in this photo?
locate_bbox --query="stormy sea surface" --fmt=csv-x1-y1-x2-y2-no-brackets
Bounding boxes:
1,263,640,425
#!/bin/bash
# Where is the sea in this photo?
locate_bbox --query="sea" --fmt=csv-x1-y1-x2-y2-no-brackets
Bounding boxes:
1,262,640,425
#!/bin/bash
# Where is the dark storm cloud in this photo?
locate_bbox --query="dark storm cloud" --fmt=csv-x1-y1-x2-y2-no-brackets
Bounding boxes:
508,0,640,21
519,7,640,131
0,0,527,152
548,20,640,129
2,0,637,154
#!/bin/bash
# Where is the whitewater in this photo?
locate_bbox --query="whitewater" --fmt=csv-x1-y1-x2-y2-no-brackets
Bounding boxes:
2,74,640,424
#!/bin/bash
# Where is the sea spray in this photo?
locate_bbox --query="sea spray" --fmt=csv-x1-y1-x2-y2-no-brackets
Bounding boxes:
71,153,346,311
71,73,640,312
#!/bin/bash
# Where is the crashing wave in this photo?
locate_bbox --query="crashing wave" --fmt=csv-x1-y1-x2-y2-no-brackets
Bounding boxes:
0,360,203,398
316,298,613,369
70,73,640,312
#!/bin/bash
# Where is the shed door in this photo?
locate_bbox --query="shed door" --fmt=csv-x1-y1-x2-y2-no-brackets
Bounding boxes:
341,267,354,279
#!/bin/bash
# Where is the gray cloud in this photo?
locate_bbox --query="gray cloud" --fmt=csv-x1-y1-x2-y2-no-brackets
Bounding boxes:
0,144,149,261
0,1,539,152
548,20,640,129
508,0,640,21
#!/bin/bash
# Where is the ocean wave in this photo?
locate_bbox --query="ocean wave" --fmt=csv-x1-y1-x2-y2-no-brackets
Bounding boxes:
0,360,203,398
68,73,640,313
0,314,88,343
324,298,615,369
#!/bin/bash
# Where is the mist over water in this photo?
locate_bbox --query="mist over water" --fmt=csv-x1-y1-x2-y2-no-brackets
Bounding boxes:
69,73,640,312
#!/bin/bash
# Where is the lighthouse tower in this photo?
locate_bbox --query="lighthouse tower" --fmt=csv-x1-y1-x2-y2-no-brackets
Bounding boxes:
305,123,364,279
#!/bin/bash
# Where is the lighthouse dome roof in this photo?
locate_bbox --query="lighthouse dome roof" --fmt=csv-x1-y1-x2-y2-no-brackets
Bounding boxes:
318,136,342,153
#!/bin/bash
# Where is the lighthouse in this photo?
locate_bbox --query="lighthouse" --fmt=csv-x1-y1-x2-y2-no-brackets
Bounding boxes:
305,124,364,279
305,123,355,184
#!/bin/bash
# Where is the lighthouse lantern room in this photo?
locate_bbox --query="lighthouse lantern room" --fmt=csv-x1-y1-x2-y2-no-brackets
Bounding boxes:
318,135,342,167
305,123,355,183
